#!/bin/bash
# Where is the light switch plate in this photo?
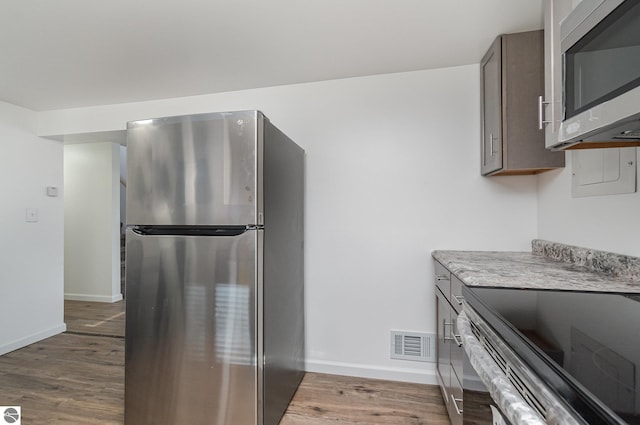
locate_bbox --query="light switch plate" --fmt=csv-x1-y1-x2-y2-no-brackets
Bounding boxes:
572,147,637,198
25,208,39,222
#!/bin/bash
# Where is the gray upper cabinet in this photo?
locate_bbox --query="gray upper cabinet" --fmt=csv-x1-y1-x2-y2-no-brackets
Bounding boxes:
481,37,503,175
480,30,565,176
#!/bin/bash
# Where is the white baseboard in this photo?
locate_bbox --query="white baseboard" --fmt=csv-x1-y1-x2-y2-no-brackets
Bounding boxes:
64,293,123,303
0,323,67,356
305,359,438,385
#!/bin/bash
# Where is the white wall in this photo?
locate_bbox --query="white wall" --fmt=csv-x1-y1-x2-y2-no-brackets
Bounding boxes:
537,150,640,257
64,142,122,302
0,101,65,355
38,65,539,383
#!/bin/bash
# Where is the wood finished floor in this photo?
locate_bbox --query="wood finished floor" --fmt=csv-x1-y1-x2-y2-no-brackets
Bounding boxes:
0,301,450,425
65,300,125,338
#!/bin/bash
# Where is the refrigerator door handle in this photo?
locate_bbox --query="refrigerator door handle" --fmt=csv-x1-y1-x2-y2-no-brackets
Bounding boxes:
131,225,250,237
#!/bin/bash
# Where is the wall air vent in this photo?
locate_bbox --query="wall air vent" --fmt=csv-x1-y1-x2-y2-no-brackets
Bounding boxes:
390,331,435,362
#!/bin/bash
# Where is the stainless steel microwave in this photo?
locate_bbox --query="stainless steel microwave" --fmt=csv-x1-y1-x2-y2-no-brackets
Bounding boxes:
555,0,640,149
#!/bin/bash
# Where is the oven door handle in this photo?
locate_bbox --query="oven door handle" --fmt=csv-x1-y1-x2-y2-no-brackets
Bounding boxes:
457,310,547,425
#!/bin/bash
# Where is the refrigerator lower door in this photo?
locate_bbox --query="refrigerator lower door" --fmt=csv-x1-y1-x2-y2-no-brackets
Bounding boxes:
125,228,259,425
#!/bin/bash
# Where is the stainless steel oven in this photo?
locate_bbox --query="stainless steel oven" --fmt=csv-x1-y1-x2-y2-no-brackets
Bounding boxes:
463,286,640,425
458,305,578,425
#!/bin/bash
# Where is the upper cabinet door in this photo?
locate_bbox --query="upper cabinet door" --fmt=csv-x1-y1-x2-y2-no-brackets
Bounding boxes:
481,37,503,176
480,31,565,176
543,0,578,148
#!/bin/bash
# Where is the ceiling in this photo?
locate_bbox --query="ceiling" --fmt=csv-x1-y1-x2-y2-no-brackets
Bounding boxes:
0,0,543,112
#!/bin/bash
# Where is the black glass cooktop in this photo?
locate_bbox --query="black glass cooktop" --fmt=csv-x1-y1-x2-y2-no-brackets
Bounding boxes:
464,286,640,425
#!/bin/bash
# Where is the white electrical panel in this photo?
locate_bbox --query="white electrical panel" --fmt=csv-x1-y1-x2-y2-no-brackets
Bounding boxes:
572,148,637,198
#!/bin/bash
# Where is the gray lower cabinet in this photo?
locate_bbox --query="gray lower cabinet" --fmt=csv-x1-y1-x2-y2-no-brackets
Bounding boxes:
434,260,463,425
480,30,565,176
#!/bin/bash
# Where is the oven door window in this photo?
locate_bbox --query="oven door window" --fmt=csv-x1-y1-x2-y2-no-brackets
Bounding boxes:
564,0,640,119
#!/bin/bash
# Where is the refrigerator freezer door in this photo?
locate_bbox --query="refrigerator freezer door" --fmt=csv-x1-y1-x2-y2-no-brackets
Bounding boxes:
125,228,259,425
126,111,261,226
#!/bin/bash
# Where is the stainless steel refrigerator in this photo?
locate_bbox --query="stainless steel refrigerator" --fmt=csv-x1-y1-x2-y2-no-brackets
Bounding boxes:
124,110,304,425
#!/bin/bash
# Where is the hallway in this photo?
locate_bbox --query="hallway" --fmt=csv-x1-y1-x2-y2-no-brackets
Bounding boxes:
65,300,125,338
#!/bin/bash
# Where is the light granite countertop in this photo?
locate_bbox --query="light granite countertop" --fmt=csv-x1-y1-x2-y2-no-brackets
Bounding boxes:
432,240,640,293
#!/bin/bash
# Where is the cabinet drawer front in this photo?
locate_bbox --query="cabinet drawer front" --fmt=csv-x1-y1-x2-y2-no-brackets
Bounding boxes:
434,260,451,298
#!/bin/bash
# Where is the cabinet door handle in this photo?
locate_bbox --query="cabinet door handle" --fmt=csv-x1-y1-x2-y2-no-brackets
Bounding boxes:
452,333,463,347
482,132,486,164
435,274,450,281
451,394,463,415
538,95,551,130
490,133,495,156
443,320,452,339
453,295,464,306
